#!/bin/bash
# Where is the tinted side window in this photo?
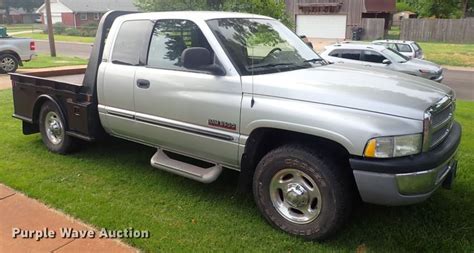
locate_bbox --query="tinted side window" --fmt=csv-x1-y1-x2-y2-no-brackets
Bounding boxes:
112,20,151,66
147,19,213,70
340,50,361,60
329,49,342,57
397,43,412,52
362,50,386,63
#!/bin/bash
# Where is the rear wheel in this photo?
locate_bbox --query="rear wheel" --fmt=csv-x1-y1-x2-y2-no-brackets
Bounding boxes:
253,144,353,240
39,101,76,154
0,54,19,73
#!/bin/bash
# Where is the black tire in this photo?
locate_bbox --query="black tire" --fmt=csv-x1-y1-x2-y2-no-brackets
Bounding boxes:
253,144,353,240
39,101,77,154
0,54,19,73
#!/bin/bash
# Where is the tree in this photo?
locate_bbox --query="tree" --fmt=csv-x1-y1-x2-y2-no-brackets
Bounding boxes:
396,0,473,18
134,0,291,26
1,0,43,23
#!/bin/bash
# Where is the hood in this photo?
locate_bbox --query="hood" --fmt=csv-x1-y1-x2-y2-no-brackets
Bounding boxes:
246,64,453,120
401,58,441,72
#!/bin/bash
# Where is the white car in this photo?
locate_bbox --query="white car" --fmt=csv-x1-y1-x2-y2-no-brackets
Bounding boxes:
372,40,424,59
320,43,443,82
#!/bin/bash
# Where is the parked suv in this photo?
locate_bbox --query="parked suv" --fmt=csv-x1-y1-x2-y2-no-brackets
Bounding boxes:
373,39,424,59
321,43,443,82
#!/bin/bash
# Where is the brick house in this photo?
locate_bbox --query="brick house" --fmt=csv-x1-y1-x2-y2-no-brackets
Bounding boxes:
36,0,137,28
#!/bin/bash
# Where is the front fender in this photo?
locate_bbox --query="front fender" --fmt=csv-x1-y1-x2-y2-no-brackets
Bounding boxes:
240,95,423,156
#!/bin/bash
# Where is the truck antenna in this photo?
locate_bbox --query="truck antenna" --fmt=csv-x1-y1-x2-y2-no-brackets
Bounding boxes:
250,5,255,108
250,34,255,108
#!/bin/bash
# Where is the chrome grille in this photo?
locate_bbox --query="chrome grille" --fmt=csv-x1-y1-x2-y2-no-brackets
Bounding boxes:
423,96,455,151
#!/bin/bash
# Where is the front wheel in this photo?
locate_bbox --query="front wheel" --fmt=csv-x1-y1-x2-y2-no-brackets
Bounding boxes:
0,54,19,73
39,101,77,154
253,144,353,240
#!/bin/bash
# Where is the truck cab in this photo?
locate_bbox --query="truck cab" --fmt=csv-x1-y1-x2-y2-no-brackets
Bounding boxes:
10,11,461,240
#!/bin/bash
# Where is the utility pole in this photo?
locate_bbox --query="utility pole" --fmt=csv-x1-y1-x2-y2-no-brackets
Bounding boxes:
45,0,56,57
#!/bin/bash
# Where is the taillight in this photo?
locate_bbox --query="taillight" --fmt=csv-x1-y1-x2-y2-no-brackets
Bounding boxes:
30,41,36,51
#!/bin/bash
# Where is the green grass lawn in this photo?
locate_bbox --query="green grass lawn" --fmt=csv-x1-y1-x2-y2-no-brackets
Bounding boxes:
0,89,473,252
419,42,474,68
20,54,88,69
385,26,474,67
15,32,95,43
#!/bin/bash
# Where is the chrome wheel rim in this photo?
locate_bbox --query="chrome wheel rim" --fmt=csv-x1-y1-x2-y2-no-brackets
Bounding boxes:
45,111,64,145
1,57,16,72
270,168,322,224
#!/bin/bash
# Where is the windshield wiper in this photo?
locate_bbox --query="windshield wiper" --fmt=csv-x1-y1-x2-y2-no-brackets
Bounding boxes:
304,58,325,63
247,63,297,70
304,58,326,64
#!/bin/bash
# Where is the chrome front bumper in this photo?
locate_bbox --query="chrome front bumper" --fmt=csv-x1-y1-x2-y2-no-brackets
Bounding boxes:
350,121,461,206
395,155,457,195
353,156,457,206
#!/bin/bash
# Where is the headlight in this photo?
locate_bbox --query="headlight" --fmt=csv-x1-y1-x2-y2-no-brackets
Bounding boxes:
364,134,422,158
419,69,434,74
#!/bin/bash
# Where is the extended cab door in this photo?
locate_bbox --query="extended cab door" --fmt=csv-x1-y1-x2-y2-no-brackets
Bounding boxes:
98,20,153,140
133,19,242,167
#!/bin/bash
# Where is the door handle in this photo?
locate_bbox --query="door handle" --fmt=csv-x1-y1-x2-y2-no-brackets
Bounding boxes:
136,79,150,89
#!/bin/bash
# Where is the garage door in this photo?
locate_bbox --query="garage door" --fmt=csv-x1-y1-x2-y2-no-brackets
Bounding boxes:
296,15,347,39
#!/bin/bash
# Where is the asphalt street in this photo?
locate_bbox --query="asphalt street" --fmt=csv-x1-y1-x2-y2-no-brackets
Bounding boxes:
442,69,474,100
35,40,93,59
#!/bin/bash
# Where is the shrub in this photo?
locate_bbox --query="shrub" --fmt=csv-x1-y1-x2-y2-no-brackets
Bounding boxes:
64,28,81,36
53,22,66,34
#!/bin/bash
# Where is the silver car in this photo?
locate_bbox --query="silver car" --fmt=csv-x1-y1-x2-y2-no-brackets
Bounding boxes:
321,43,443,82
373,39,424,59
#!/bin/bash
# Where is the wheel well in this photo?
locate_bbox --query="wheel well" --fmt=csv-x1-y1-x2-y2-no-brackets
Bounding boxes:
0,51,22,66
32,96,67,128
238,128,351,192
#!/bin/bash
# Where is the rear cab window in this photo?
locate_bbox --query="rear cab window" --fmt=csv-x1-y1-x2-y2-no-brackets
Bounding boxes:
111,20,152,66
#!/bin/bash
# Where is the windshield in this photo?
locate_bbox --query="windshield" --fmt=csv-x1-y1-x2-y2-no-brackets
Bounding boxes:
206,18,325,75
412,42,422,52
382,48,409,63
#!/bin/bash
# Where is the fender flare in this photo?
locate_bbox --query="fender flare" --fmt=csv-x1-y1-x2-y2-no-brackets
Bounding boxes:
33,94,69,130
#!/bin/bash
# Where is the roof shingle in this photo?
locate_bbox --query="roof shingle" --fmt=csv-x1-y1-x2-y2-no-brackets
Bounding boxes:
60,0,138,12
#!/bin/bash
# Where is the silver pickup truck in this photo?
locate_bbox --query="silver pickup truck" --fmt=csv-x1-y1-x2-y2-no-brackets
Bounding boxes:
10,11,461,240
0,35,36,73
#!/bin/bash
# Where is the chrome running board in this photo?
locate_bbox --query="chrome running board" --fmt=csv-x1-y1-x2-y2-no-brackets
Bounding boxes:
150,148,222,183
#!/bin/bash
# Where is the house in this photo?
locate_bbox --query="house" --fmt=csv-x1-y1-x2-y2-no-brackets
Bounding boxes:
285,0,396,39
392,11,417,26
0,8,40,24
36,0,138,28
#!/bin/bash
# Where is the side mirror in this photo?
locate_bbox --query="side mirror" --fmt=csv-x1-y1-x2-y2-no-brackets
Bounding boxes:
181,47,225,75
299,35,313,49
382,59,392,65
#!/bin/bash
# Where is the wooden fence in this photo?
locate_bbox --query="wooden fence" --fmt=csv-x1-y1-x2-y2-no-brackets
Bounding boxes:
361,18,385,40
400,18,474,43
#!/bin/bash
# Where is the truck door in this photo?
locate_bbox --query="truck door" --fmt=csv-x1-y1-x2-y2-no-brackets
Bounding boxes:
98,20,153,139
133,19,242,167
